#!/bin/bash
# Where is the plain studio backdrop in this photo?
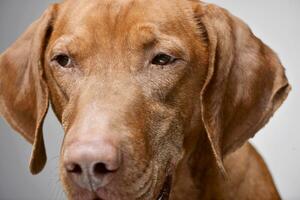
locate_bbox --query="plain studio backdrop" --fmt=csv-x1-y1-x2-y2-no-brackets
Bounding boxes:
0,0,299,199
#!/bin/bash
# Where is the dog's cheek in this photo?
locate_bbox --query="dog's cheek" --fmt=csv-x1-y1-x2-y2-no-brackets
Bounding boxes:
147,104,185,172
167,118,185,170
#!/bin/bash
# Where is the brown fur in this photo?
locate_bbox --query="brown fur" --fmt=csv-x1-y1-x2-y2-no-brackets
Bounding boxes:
0,0,290,199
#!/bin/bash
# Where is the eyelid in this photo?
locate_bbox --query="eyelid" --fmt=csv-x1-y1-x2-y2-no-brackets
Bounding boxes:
48,35,75,62
51,51,71,60
156,47,181,58
156,37,188,61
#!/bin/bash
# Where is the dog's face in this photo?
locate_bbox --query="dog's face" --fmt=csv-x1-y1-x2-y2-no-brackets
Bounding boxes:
46,0,209,199
45,0,207,199
0,0,290,199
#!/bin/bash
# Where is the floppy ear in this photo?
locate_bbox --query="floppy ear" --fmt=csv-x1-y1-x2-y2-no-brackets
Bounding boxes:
0,5,57,174
191,2,291,174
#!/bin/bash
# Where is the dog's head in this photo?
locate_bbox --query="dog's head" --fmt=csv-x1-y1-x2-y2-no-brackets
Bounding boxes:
0,0,290,199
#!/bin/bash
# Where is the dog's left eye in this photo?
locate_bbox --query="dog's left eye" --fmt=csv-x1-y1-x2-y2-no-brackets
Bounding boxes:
52,54,72,68
151,53,176,66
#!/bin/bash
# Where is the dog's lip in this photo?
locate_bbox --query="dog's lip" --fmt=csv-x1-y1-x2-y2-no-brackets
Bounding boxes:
157,175,172,200
92,198,102,200
90,175,172,200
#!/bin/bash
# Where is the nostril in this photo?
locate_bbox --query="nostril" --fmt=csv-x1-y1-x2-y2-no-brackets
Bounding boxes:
93,162,113,175
66,163,82,174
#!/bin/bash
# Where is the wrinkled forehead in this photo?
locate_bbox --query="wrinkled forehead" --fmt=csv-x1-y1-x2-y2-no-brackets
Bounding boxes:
51,0,194,49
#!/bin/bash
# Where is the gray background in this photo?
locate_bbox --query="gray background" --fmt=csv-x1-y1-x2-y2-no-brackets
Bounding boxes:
0,0,299,199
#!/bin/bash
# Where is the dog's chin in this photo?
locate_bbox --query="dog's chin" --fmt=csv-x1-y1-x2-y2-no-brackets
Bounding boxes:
68,175,172,200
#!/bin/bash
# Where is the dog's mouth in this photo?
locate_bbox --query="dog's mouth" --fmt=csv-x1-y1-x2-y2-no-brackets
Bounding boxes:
157,175,172,200
91,175,172,200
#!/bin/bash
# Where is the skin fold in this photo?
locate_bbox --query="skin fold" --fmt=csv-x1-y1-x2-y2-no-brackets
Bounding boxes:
0,0,290,199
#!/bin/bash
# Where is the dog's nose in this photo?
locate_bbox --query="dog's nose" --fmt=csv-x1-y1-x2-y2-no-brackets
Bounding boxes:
63,140,121,190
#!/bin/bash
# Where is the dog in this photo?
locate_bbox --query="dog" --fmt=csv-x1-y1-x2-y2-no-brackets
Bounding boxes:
0,0,291,199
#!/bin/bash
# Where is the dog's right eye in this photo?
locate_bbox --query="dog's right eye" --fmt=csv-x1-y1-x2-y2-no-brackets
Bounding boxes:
151,53,176,66
52,54,71,68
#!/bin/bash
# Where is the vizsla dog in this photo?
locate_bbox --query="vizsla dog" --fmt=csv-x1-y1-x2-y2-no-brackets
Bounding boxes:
0,0,290,199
